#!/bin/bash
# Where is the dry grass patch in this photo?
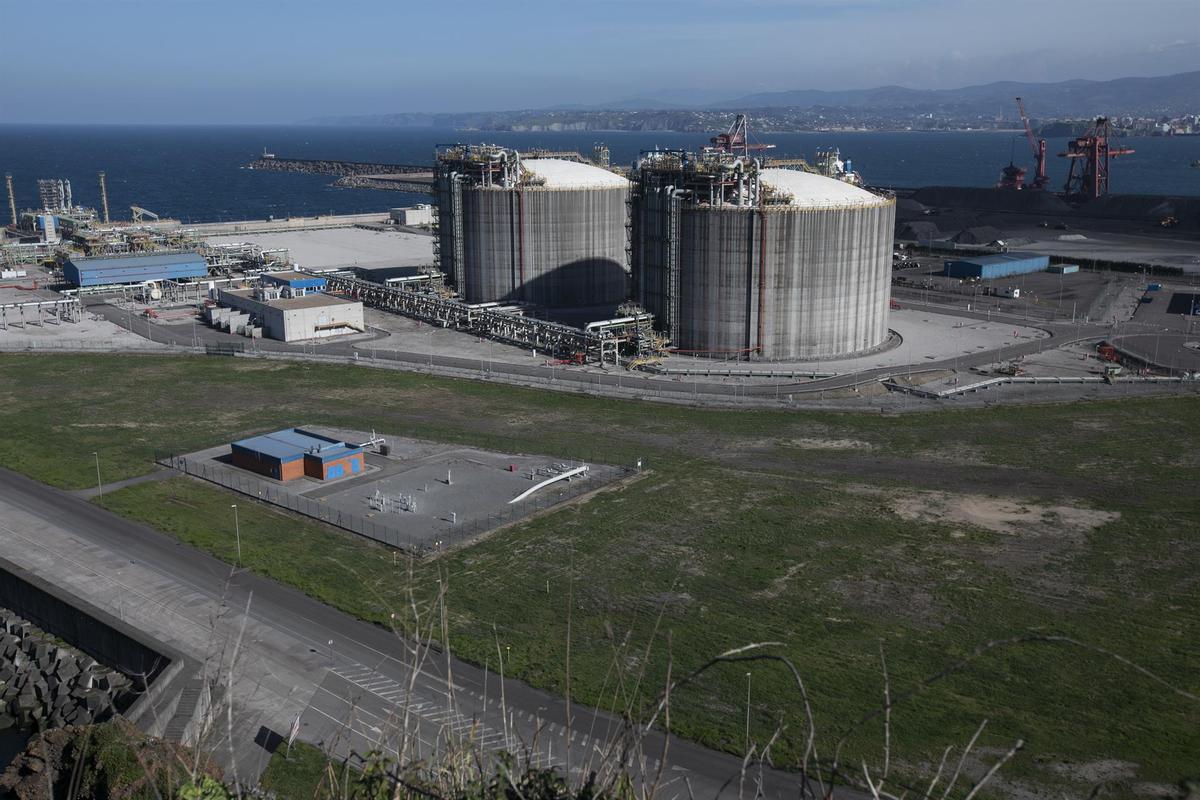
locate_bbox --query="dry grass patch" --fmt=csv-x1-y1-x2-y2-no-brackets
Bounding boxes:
784,437,876,451
890,491,1118,538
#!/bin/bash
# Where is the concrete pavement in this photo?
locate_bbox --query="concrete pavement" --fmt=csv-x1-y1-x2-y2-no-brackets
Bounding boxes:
0,466,837,798
87,298,1089,403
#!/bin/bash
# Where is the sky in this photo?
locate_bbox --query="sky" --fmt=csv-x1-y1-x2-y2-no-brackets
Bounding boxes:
1,0,1198,123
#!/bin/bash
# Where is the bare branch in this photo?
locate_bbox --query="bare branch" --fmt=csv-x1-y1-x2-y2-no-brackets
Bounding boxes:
922,745,953,800
879,640,891,781
940,719,987,800
962,739,1025,800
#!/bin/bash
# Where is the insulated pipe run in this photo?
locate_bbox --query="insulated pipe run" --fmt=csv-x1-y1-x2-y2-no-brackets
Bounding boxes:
516,188,525,294
757,209,767,353
509,465,589,504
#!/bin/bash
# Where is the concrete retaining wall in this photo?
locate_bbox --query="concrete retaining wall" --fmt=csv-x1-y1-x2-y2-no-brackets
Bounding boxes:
0,557,190,733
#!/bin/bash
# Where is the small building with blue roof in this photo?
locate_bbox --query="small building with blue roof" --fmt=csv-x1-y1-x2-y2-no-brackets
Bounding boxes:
230,428,365,481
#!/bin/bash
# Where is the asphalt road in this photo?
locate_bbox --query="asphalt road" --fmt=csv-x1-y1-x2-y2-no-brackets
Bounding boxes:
87,298,1103,402
0,467,848,798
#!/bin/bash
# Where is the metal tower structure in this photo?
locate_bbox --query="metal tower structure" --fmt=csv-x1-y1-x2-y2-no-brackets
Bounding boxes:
1060,117,1135,200
38,179,64,212
709,114,776,156
1016,97,1049,190
98,172,111,223
4,174,15,228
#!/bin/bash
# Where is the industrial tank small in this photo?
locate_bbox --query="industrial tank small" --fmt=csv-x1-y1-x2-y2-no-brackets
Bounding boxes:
632,152,895,360
434,146,631,307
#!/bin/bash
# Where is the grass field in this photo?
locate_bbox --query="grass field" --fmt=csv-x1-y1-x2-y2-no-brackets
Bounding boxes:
3,353,1198,796
258,741,350,799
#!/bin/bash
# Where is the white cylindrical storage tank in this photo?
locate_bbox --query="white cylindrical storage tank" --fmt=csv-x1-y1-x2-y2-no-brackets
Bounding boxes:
634,164,894,360
437,151,630,307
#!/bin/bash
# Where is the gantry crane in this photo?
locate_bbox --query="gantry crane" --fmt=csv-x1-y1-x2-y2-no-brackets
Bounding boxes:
1016,97,1049,191
709,114,776,156
1059,117,1135,200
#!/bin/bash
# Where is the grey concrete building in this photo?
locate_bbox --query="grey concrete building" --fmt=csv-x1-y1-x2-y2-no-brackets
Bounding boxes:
214,287,364,342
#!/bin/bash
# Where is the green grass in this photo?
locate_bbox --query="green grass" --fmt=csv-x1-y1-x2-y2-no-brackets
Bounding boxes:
259,741,354,800
4,353,1200,795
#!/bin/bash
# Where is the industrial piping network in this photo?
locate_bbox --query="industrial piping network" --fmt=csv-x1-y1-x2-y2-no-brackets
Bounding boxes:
319,272,622,364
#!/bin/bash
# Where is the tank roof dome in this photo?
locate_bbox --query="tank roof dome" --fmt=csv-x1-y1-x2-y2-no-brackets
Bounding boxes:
523,158,629,189
759,168,887,209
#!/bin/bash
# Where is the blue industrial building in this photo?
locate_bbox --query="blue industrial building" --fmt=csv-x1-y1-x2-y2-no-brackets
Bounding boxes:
260,271,327,295
943,252,1050,280
230,428,365,482
63,252,208,287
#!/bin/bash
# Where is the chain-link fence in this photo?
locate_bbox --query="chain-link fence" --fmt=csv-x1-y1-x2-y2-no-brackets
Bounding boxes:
0,336,886,407
0,338,178,353
156,452,633,555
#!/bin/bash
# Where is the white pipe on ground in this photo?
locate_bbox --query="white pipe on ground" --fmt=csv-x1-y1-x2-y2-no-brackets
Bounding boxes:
508,465,589,504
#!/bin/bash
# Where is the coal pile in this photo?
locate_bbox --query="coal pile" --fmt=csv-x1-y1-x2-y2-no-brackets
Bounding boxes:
1079,194,1200,230
911,186,1072,214
896,221,942,241
952,225,1005,245
0,610,135,732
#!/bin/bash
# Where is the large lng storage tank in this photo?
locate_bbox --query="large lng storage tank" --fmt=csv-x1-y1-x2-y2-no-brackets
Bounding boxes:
631,151,895,360
434,146,630,307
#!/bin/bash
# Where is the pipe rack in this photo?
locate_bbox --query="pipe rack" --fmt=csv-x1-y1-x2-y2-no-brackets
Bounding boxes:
321,273,620,364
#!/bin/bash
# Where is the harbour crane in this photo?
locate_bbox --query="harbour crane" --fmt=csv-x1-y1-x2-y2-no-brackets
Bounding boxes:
1016,97,1050,191
1059,117,1135,200
130,206,160,223
709,114,776,156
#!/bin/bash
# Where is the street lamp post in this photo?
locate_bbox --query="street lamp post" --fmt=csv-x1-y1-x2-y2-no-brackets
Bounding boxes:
92,452,102,496
230,504,242,565
744,672,752,752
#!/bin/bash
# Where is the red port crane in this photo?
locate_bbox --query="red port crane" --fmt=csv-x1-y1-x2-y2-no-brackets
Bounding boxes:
1059,117,1135,200
1016,97,1049,190
709,114,776,156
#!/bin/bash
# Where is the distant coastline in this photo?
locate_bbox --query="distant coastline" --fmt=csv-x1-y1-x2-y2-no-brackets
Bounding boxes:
2,125,1195,226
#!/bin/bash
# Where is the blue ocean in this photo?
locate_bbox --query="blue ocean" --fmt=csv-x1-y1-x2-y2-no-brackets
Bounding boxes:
2,125,1197,223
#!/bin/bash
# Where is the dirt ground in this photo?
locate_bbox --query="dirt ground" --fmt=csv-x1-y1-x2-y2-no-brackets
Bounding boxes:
889,491,1119,539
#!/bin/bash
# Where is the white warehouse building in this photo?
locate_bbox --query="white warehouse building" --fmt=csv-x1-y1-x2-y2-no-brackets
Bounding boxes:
209,272,365,342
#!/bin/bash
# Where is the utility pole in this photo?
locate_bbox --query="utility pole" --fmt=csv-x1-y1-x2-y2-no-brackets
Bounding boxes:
92,452,103,496
230,504,242,564
744,672,752,752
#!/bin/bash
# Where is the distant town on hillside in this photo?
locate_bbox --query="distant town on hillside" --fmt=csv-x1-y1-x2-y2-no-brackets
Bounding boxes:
309,70,1200,135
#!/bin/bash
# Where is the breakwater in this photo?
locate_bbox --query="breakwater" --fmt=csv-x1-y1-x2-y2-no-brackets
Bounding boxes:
0,609,134,732
245,156,429,177
0,557,190,745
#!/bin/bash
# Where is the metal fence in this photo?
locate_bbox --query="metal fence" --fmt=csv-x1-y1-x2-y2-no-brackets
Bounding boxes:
155,452,632,555
0,338,176,353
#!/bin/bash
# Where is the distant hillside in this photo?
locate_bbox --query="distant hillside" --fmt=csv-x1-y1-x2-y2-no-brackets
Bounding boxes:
719,71,1200,115
304,70,1199,130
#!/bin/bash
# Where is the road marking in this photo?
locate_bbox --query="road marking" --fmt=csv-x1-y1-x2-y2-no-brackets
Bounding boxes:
1,500,638,786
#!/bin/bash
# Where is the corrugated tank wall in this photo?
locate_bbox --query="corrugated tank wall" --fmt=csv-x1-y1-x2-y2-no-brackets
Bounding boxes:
767,201,896,358
648,197,894,360
456,186,630,306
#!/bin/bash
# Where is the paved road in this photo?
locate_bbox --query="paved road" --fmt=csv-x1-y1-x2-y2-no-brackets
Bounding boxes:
0,467,844,798
72,465,175,499
87,299,1106,403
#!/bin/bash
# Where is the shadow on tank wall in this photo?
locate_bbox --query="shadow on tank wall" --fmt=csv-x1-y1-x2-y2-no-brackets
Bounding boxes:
494,257,630,308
